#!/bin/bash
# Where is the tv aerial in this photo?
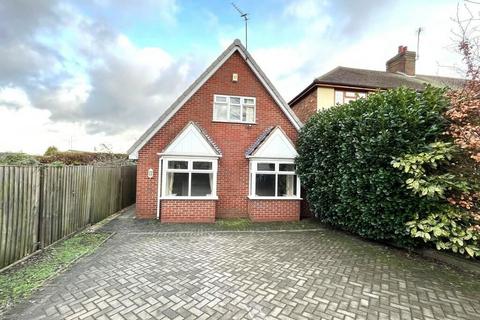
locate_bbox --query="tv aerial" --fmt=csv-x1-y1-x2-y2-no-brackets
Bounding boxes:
232,2,249,50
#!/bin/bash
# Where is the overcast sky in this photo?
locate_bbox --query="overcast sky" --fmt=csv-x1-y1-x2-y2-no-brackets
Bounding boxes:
0,0,467,154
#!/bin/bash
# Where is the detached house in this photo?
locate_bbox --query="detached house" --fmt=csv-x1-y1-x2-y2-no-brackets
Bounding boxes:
128,40,303,223
290,45,465,123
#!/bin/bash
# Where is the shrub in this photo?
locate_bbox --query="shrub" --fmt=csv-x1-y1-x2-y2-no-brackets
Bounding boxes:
391,142,472,199
406,207,479,257
44,146,59,156
0,153,39,165
37,151,132,165
296,86,449,246
393,142,480,257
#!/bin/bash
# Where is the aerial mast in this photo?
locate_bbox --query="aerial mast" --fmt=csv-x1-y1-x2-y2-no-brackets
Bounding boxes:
416,27,423,60
232,2,249,50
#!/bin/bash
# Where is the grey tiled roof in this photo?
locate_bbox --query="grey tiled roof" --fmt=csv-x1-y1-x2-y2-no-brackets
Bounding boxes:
415,74,466,90
315,66,465,91
245,126,275,157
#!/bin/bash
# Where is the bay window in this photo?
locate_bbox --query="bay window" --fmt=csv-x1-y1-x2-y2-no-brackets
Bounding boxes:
162,158,217,198
249,161,300,199
213,95,256,123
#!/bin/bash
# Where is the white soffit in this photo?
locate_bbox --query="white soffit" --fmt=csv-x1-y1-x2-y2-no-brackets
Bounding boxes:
162,122,220,157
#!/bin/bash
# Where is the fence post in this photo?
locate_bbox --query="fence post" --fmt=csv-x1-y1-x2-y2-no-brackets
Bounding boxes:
37,166,45,251
88,166,94,224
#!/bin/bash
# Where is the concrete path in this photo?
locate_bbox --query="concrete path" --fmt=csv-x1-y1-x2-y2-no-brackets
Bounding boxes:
4,207,480,319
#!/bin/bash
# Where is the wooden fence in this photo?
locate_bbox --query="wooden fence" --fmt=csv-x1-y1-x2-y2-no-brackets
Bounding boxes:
0,165,136,269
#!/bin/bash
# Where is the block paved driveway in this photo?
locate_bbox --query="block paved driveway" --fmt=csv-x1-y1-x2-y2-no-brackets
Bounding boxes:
4,207,480,320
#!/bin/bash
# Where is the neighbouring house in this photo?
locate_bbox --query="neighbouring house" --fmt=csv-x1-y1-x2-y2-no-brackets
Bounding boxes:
127,40,303,223
289,45,465,123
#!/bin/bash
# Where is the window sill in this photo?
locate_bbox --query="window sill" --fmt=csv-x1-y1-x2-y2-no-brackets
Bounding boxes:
212,120,256,125
160,196,219,201
247,196,302,200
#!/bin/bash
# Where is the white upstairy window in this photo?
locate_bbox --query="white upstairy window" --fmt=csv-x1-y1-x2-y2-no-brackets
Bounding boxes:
213,94,256,123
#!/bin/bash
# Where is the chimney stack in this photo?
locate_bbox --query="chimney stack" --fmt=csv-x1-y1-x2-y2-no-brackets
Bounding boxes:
386,45,416,76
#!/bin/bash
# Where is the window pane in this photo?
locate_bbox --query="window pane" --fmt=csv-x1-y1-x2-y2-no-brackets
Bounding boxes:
255,174,275,196
215,96,227,102
166,172,189,196
191,173,212,196
279,163,295,172
257,163,275,171
244,98,254,104
277,175,297,197
243,105,255,122
230,104,241,120
334,91,344,104
345,91,356,98
193,161,212,170
230,97,241,104
214,103,228,120
168,160,188,169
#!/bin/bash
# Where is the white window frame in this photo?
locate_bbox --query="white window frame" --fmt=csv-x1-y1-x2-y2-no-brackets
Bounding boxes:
159,156,218,200
213,94,256,124
248,159,301,200
334,90,368,105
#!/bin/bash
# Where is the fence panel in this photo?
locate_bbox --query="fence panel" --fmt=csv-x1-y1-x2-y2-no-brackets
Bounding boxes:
0,166,40,268
0,164,136,269
41,166,94,247
91,166,123,224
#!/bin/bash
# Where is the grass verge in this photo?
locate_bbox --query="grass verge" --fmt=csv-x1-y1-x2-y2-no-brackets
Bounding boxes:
0,232,111,313
213,218,324,231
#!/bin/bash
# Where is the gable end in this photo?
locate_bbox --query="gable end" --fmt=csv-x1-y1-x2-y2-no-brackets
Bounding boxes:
127,39,302,159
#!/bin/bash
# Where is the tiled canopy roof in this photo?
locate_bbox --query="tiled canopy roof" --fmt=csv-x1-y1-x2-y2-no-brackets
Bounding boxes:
193,122,222,156
244,126,275,157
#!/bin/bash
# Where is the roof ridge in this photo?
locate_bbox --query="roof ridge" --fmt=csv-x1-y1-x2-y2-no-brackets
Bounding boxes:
416,73,466,80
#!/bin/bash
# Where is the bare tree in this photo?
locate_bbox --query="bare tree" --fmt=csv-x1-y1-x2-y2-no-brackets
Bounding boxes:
446,1,480,226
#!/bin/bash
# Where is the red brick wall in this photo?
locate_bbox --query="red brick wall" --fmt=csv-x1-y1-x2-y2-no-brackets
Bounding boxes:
160,200,216,223
248,200,301,222
136,51,299,219
290,88,317,124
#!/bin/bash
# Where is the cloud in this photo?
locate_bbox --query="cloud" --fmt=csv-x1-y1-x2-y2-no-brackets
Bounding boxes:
284,0,325,20
254,0,462,100
0,0,467,154
0,0,65,85
76,36,197,134
86,0,180,26
0,0,200,139
0,86,140,154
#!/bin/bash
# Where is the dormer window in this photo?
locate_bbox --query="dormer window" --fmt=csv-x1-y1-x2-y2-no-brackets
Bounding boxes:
213,95,256,124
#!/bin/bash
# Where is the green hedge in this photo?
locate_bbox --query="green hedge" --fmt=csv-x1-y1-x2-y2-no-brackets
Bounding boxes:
296,86,449,246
